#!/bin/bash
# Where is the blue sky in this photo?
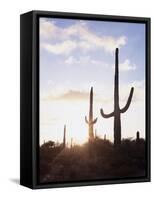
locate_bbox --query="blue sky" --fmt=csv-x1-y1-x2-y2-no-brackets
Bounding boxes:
39,17,145,145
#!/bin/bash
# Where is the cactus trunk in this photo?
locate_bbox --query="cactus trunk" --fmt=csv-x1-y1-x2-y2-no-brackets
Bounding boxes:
100,48,134,146
104,134,106,140
85,87,97,142
71,138,73,148
136,131,140,143
89,87,94,139
63,125,66,148
114,48,121,145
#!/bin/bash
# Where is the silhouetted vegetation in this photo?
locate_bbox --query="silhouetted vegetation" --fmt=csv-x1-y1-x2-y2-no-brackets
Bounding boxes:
40,137,146,183
100,48,134,146
39,48,146,183
85,87,97,142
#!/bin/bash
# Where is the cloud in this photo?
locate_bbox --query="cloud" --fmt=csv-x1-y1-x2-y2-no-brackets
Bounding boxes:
59,90,89,101
40,19,58,39
40,18,127,55
41,78,145,106
42,87,115,104
112,59,136,72
43,89,89,101
64,55,109,67
64,56,77,65
119,59,136,71
41,40,77,55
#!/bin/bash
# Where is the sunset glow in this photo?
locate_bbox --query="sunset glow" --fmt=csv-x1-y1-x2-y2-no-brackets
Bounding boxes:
39,17,145,145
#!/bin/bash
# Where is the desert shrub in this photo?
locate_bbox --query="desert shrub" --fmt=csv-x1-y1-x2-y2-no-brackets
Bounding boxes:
39,138,146,183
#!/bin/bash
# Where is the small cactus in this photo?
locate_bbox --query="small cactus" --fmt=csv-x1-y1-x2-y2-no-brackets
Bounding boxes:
104,134,106,140
136,131,140,143
63,125,66,148
85,87,97,142
71,138,73,148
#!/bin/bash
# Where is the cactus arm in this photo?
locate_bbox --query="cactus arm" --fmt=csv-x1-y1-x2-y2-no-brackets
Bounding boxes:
92,118,97,124
85,116,89,124
100,108,114,118
120,87,134,113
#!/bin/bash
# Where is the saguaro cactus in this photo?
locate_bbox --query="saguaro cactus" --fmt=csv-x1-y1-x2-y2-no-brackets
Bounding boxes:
100,48,134,146
71,137,73,148
85,87,97,142
63,125,66,148
136,131,140,143
104,134,106,140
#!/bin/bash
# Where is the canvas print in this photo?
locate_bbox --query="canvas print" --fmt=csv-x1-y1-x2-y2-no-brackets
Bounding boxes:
39,17,146,184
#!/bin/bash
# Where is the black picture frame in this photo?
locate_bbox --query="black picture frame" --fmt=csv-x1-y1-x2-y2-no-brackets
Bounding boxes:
20,10,151,189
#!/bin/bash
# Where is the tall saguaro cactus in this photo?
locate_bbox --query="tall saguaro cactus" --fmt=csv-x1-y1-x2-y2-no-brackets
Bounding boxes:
100,48,134,146
85,87,97,142
63,125,66,148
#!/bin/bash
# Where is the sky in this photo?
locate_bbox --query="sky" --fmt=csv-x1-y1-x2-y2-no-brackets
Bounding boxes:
39,17,145,145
